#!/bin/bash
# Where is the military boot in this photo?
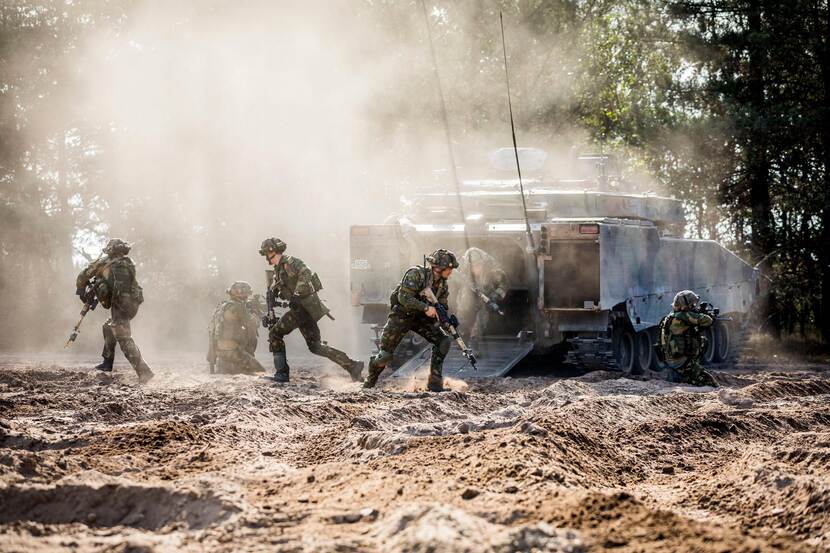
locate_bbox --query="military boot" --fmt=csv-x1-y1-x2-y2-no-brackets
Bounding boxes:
95,356,114,372
362,357,383,389
273,352,289,383
135,361,154,385
346,360,364,382
426,362,444,392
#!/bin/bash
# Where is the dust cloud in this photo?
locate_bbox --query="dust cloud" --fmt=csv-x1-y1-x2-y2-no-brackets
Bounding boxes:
7,1,654,359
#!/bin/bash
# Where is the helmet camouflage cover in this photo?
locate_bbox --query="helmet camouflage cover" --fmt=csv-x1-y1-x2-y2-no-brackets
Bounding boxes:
103,238,131,256
227,280,253,297
426,248,459,269
673,290,700,311
259,238,287,256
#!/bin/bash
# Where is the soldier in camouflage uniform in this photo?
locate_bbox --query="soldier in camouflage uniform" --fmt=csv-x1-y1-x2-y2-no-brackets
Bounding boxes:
259,238,364,383
75,238,154,384
659,290,718,387
363,249,459,392
207,281,265,375
456,247,509,346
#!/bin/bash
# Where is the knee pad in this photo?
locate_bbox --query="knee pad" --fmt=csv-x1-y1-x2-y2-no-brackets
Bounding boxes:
371,349,393,368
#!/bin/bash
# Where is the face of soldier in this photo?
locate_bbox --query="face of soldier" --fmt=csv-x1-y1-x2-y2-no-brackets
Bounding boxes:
232,291,251,302
266,251,282,266
440,267,454,279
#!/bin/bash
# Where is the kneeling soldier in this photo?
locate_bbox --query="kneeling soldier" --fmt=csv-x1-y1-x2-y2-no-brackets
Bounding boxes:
660,290,718,387
363,249,458,392
208,281,265,375
259,238,363,383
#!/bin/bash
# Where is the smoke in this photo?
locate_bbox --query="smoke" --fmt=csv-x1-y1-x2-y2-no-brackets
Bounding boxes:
5,1,681,360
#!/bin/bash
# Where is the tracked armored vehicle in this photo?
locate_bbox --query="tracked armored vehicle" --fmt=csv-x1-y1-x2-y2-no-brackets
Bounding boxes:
350,156,759,379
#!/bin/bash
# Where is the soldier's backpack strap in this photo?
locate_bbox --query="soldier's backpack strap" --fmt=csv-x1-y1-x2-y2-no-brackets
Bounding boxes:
418,265,433,300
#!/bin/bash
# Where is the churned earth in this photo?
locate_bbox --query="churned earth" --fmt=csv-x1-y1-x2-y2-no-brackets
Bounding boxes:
1,341,829,552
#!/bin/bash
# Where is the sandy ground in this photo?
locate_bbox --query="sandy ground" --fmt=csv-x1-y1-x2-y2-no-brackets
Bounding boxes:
1,343,829,552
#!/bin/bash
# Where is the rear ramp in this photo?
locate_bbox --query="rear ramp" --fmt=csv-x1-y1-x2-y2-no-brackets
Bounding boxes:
389,336,534,380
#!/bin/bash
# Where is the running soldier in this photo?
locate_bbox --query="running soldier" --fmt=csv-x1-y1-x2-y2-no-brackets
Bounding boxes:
75,238,154,384
207,281,265,375
456,247,508,347
363,249,458,392
259,238,363,383
659,290,718,387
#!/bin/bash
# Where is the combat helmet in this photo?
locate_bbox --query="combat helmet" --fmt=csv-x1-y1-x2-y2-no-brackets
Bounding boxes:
227,280,253,298
259,238,287,256
103,238,131,256
461,247,491,267
673,290,700,311
426,248,459,269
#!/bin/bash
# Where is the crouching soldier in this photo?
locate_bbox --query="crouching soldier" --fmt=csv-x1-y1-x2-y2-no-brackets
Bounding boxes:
456,247,508,348
207,281,265,375
259,238,363,383
75,238,154,384
659,290,718,387
363,249,458,392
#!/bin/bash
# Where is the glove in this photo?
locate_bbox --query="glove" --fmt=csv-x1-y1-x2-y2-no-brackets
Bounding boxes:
76,287,87,303
487,301,501,313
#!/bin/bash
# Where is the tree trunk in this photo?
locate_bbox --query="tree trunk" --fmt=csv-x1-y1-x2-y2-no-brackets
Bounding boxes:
819,2,830,342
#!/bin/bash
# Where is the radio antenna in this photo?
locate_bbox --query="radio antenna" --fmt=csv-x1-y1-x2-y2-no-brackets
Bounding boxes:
499,11,535,251
419,0,472,255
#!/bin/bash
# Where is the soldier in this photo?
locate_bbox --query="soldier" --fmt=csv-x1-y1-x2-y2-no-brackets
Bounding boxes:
75,238,154,384
456,247,508,347
259,238,363,383
659,290,718,387
207,281,265,375
363,249,459,392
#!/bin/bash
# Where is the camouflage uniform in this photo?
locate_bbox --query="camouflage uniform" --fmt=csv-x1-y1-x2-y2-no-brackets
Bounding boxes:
260,239,362,382
456,248,508,342
661,290,717,387
364,249,458,392
75,239,153,384
208,283,265,375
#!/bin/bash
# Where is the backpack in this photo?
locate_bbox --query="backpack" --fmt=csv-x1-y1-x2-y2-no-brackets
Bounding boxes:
107,257,144,317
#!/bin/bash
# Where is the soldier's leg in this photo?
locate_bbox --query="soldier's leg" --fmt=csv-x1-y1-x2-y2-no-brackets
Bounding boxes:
676,356,717,387
413,318,452,392
111,313,153,384
364,313,410,389
297,312,362,380
218,350,264,375
97,318,117,371
268,310,300,382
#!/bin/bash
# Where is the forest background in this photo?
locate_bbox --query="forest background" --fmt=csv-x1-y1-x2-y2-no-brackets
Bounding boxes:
0,0,827,354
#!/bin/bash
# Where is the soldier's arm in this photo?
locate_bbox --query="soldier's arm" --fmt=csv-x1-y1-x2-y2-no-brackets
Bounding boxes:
675,311,713,327
291,258,316,297
492,269,509,301
397,268,429,312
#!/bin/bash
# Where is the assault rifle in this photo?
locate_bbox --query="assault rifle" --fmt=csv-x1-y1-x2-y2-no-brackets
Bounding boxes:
472,287,504,316
698,302,720,317
65,281,99,348
422,289,478,370
261,289,290,328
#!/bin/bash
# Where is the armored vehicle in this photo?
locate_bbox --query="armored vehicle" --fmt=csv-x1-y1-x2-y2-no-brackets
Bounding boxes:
350,153,759,379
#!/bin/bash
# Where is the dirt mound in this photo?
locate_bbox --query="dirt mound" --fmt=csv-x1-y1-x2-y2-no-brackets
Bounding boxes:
375,503,584,553
0,473,239,530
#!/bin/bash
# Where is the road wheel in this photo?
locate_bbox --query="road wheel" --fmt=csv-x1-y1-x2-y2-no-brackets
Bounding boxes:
700,326,716,365
713,321,731,363
633,330,654,375
613,328,635,374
